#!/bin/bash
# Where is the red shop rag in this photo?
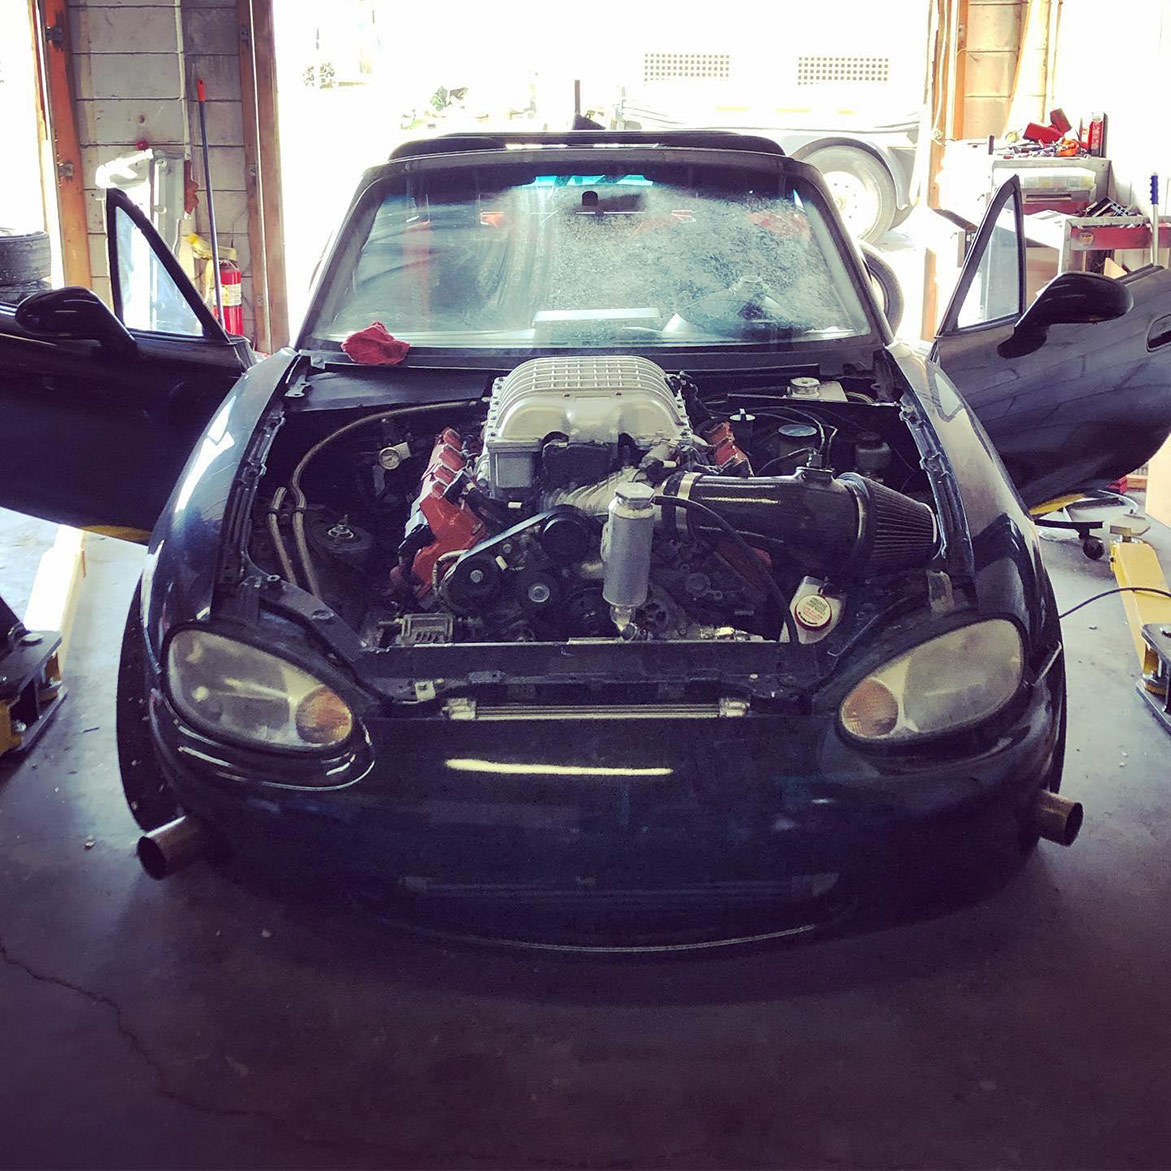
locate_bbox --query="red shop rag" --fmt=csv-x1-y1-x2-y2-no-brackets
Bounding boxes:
341,322,411,365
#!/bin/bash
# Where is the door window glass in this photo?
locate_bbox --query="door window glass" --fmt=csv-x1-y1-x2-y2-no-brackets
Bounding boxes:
957,201,1022,328
113,205,203,334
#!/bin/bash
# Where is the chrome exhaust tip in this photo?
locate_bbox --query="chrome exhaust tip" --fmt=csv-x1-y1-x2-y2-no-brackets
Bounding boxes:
1034,790,1084,846
136,815,212,879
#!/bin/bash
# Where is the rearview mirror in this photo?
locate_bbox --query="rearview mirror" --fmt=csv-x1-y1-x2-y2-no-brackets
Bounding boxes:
15,287,136,358
1000,272,1133,357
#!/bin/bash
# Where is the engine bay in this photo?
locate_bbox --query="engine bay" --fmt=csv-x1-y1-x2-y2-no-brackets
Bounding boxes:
252,356,940,650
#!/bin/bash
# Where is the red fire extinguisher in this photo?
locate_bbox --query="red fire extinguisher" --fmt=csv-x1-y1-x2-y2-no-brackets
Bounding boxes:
218,259,243,336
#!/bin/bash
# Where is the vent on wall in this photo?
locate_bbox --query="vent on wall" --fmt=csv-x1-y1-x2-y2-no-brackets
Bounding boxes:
796,55,890,85
643,52,732,83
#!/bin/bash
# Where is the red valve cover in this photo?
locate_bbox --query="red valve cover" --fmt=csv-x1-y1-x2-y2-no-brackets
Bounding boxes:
698,419,752,475
406,429,486,598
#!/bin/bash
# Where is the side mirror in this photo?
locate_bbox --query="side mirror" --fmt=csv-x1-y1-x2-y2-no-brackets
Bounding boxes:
1000,272,1133,357
14,286,136,358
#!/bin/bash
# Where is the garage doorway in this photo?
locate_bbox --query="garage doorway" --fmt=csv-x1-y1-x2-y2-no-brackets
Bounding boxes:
0,2,61,285
270,0,932,337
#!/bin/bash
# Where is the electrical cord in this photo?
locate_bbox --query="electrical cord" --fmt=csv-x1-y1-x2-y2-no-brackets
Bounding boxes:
754,449,812,476
653,493,798,644
1058,586,1171,620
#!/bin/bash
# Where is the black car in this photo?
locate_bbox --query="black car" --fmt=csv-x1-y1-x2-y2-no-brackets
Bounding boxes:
3,131,1170,951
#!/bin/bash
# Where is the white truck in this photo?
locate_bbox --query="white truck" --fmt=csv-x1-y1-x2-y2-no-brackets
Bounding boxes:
581,1,930,241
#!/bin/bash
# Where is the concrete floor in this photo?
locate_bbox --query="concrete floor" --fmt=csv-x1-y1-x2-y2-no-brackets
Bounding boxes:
1,503,1169,1170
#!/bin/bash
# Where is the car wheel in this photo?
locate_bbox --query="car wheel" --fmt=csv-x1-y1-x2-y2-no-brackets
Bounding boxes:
0,229,51,286
859,243,905,334
116,581,182,831
804,146,897,243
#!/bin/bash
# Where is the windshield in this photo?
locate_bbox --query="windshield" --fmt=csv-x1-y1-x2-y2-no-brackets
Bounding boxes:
304,160,873,354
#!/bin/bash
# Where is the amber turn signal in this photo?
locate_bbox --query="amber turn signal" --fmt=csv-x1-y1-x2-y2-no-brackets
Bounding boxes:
294,685,354,747
840,677,900,739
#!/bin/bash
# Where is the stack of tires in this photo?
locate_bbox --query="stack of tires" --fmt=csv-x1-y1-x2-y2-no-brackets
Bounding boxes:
0,229,52,305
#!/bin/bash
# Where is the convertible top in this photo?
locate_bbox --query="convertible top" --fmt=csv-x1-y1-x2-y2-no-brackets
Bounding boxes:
389,130,789,161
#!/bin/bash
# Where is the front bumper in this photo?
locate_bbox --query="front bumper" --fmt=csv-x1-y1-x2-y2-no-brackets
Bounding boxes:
143,646,1065,950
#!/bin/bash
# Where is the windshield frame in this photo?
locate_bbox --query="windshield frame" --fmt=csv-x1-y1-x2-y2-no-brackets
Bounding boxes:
296,144,889,365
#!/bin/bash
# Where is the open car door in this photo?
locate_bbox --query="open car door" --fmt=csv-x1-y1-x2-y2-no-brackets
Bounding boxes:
0,190,250,540
931,176,1171,509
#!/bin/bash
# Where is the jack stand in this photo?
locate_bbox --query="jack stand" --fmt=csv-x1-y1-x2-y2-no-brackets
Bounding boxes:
0,592,64,758
1110,523,1171,733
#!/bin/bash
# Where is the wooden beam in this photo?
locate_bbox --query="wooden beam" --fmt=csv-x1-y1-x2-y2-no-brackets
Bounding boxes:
250,0,289,349
950,0,969,140
37,0,90,288
236,0,271,353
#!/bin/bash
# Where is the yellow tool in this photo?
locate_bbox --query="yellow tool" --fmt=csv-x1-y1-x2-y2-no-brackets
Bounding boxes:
0,526,85,757
0,596,63,758
1110,524,1171,731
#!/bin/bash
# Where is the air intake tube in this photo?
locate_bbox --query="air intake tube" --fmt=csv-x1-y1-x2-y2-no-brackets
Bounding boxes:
659,468,937,580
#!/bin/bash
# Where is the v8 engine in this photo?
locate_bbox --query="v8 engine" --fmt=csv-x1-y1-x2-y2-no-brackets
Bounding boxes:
259,355,940,647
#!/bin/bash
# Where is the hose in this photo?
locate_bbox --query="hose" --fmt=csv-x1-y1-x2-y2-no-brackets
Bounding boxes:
269,400,480,596
653,494,798,645
266,505,299,586
431,549,463,595
1057,586,1171,620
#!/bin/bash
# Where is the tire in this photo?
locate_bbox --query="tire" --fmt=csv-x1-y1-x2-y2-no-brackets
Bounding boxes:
0,278,51,305
889,202,914,230
116,581,182,831
0,229,51,285
859,242,905,334
803,146,897,243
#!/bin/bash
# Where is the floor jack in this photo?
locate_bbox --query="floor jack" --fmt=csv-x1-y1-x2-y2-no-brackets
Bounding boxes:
1031,490,1133,561
1110,524,1171,733
0,526,84,759
0,591,63,758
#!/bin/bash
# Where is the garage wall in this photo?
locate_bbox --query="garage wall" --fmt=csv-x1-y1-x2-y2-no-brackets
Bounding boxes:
959,0,1026,139
66,0,253,337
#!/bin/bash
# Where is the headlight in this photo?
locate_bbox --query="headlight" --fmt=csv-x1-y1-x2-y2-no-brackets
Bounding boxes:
167,629,354,752
839,619,1023,744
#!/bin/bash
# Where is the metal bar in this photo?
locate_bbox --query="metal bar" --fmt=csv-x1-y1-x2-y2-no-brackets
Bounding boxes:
442,698,750,721
195,79,224,323
251,0,290,349
235,0,270,352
